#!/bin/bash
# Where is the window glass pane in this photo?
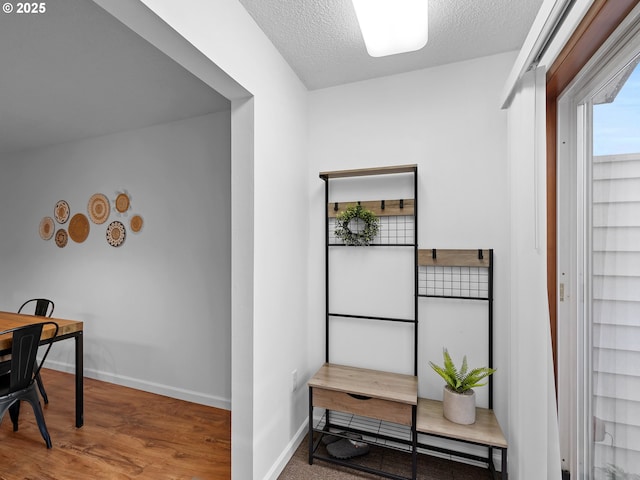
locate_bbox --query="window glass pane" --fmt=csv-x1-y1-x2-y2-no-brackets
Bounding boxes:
591,58,640,480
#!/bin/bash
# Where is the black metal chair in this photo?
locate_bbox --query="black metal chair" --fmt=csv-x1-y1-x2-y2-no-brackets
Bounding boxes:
0,321,59,448
17,298,55,404
18,299,55,318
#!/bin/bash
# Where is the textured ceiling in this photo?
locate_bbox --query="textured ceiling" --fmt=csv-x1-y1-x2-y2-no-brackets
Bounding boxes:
239,0,545,90
0,0,230,155
0,0,545,155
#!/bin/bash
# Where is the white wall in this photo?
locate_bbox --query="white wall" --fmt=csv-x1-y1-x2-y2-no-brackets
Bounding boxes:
0,1,528,476
308,51,515,453
127,1,311,479
0,111,232,408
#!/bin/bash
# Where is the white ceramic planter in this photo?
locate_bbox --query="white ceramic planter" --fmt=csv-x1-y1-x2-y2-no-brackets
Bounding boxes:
442,386,476,425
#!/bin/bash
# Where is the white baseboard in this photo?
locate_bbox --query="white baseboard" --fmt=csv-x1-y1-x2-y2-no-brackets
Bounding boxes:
262,419,308,480
45,360,231,411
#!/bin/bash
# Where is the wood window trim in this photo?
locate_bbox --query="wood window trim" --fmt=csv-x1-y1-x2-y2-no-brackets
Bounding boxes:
546,0,640,387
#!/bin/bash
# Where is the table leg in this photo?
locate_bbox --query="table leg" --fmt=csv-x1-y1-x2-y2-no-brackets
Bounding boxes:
502,447,507,480
308,387,313,465
75,332,84,428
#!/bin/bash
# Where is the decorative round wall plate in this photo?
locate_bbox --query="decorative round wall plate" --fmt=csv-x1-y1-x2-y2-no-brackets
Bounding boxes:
39,216,55,240
54,200,70,224
106,221,126,247
115,193,130,213
55,229,68,248
130,214,143,233
88,193,110,224
68,213,90,243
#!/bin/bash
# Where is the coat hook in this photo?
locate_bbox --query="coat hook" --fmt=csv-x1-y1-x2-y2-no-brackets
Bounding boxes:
334,202,338,211
381,200,385,210
432,248,437,259
478,249,483,260
400,199,404,209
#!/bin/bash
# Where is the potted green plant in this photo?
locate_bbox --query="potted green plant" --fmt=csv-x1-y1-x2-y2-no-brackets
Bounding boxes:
429,348,496,425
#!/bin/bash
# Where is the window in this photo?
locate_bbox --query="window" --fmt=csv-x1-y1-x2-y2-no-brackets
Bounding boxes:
557,17,640,479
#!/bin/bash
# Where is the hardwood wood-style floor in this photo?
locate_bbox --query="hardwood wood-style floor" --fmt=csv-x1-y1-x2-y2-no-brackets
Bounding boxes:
1,370,496,480
0,369,231,480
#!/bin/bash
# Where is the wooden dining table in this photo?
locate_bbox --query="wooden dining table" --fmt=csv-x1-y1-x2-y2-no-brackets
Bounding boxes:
0,311,84,428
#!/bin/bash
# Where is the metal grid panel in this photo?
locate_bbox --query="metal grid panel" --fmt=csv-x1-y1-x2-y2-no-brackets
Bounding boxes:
418,265,489,299
329,215,415,246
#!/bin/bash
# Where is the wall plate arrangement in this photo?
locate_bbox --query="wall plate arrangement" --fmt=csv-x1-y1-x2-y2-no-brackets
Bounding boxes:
113,190,131,215
39,189,144,248
54,200,70,224
106,221,126,247
130,214,143,233
88,193,110,224
55,229,68,248
39,216,55,241
68,213,90,243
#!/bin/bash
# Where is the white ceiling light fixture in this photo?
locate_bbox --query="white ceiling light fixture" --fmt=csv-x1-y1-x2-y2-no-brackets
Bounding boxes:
352,0,429,57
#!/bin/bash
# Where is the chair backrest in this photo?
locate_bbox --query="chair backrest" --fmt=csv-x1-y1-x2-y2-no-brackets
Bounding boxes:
3,322,59,393
18,298,55,318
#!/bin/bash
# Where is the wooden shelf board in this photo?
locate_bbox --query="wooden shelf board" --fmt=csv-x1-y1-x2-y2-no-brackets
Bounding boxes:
308,363,417,405
416,397,507,449
327,199,414,218
320,164,417,179
418,249,491,267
